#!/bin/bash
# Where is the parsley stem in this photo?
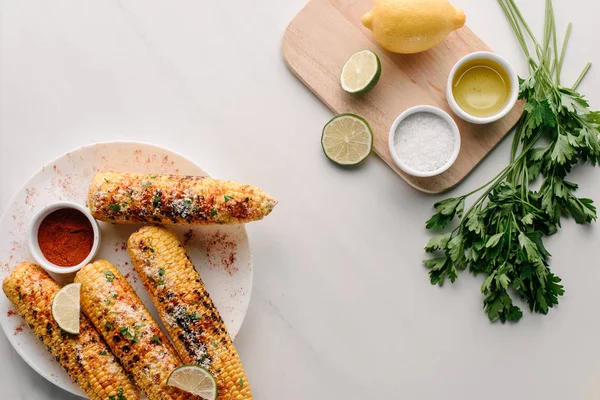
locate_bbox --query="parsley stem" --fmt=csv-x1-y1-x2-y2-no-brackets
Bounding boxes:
572,62,592,90
557,23,572,85
548,0,559,84
506,0,541,48
460,131,542,228
498,0,529,58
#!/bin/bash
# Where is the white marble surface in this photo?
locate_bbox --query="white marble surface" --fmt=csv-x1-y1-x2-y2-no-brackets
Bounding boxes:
1,0,600,398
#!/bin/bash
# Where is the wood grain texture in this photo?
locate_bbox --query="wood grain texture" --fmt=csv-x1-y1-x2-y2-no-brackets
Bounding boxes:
282,0,524,193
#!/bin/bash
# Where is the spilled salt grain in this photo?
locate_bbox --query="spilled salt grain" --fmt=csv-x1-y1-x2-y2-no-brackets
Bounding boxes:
393,112,456,172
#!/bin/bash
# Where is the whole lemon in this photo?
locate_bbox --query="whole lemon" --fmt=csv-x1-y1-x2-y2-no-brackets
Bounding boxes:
362,0,466,54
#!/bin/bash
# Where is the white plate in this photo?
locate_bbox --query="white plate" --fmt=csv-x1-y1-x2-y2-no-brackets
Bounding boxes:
0,141,253,398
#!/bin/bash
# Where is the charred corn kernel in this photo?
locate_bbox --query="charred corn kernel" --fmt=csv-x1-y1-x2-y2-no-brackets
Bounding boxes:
128,226,253,400
88,172,276,225
74,260,198,400
2,263,139,400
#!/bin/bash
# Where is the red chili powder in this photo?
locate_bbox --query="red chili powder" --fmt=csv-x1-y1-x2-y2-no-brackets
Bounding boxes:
38,209,94,267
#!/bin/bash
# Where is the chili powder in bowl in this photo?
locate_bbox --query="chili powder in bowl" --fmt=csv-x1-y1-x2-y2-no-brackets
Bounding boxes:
27,202,100,276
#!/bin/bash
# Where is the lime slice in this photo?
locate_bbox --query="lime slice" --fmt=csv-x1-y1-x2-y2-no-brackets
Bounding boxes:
340,49,381,94
322,114,373,166
167,365,217,400
51,283,81,334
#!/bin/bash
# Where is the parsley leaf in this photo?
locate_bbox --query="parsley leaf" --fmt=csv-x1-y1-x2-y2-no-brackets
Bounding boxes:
550,133,576,165
108,203,121,211
485,233,504,249
424,232,452,253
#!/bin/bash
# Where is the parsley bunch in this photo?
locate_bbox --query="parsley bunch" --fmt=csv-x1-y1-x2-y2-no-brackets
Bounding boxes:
424,0,600,322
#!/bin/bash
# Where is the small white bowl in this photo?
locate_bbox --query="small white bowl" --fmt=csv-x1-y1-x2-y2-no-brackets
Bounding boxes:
446,51,519,125
28,201,100,276
388,105,461,178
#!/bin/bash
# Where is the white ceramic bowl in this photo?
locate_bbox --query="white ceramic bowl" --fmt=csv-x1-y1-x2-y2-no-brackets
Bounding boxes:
27,201,100,275
446,51,519,125
388,105,461,178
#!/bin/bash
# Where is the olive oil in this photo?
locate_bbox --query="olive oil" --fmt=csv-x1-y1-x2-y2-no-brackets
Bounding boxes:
452,58,511,118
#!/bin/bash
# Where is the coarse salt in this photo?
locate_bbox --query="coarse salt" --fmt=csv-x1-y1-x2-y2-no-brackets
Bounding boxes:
393,112,456,172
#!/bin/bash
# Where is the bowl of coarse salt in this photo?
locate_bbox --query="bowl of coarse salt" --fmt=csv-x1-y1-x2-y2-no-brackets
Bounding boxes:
388,105,461,177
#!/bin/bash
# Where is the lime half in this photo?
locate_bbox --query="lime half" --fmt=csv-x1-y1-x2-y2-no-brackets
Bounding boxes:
321,114,373,166
167,365,217,400
51,283,81,334
340,49,381,94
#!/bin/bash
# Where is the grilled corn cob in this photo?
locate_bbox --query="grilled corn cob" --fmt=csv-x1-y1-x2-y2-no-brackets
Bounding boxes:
128,226,253,399
74,260,197,400
88,172,276,225
2,263,139,400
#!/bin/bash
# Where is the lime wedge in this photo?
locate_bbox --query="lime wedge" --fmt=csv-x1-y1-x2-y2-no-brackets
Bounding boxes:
51,283,81,334
340,49,381,94
322,114,373,166
167,365,217,400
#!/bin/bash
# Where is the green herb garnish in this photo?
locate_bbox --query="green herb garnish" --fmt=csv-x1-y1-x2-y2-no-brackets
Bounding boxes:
120,325,143,343
141,181,152,188
158,268,165,277
104,299,111,306
156,280,165,286
103,271,115,283
151,335,161,344
153,195,161,207
188,312,202,321
100,350,107,355
104,322,112,330
120,327,133,339
109,387,126,400
108,203,121,212
238,378,244,388
423,0,599,323
224,195,234,202
210,209,218,218
112,293,118,299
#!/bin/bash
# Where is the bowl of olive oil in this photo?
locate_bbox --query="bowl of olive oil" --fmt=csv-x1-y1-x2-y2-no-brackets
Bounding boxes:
446,51,518,124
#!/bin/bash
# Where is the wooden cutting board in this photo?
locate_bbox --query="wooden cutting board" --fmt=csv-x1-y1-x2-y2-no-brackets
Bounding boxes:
282,0,524,194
